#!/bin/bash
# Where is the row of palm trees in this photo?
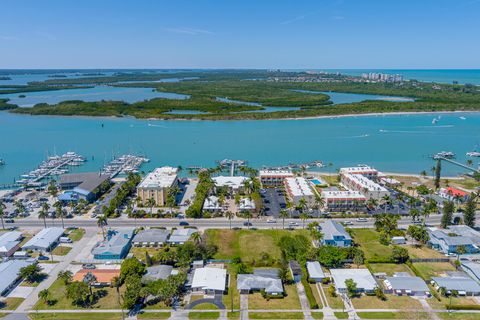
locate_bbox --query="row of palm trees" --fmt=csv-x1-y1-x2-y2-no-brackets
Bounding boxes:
38,201,67,228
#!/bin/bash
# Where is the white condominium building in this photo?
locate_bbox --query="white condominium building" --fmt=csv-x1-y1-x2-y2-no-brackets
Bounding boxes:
137,167,178,206
259,170,294,187
341,173,389,200
321,190,366,211
284,177,314,205
339,166,379,180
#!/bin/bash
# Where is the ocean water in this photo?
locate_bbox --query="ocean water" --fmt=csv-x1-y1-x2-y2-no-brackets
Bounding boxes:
1,111,479,184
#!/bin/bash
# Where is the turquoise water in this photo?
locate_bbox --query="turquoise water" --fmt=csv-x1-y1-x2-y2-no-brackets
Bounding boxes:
0,86,189,107
1,111,479,184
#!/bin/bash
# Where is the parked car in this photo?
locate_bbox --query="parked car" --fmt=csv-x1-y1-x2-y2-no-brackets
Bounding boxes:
267,219,276,223
82,264,96,269
356,218,368,222
5,219,14,223
38,255,49,261
243,222,252,226
341,221,353,226
59,237,73,243
179,221,189,226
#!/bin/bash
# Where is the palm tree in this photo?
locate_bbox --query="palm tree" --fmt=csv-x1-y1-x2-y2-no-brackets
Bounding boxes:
279,210,289,230
225,211,235,229
0,201,5,230
382,195,391,213
14,200,26,217
191,232,202,245
314,194,325,217
146,197,156,216
38,289,51,305
409,208,420,222
299,212,309,229
97,215,108,239
111,276,124,320
296,197,308,216
47,180,58,198
54,202,65,229
38,204,48,228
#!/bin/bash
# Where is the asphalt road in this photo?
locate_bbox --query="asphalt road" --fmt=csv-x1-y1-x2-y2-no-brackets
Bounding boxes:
9,212,480,230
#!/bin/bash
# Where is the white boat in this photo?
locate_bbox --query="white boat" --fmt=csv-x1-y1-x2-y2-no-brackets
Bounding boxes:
433,151,455,159
466,151,480,157
460,116,466,120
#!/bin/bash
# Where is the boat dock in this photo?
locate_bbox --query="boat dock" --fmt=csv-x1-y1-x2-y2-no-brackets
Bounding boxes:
101,154,149,178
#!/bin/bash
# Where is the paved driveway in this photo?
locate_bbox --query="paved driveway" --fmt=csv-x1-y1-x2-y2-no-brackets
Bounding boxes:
7,286,33,299
185,293,225,310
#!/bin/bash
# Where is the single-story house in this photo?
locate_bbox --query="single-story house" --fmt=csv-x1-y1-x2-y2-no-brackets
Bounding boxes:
384,274,430,296
0,259,35,296
167,228,197,245
319,220,352,247
191,267,227,295
289,260,302,282
0,231,23,257
331,268,377,294
306,261,325,282
427,226,479,255
237,268,283,296
203,196,222,212
142,265,177,283
461,261,480,283
132,229,170,247
73,269,121,287
431,276,480,296
22,227,64,252
238,197,255,211
92,228,134,260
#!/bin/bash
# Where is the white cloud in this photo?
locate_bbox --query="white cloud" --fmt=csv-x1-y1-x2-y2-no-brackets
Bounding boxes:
164,27,214,35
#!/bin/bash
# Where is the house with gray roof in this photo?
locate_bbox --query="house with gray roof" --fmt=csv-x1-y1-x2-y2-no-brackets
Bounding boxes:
142,265,177,283
0,259,35,296
167,228,197,245
59,172,110,203
0,231,23,257
306,261,325,282
92,228,134,260
237,268,284,296
427,226,479,254
132,229,170,247
461,261,480,283
22,227,64,252
431,276,480,296
319,220,352,247
384,274,430,296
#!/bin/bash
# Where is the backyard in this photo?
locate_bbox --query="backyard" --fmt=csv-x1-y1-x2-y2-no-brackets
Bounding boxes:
368,263,413,276
248,284,301,310
352,229,392,261
411,262,456,281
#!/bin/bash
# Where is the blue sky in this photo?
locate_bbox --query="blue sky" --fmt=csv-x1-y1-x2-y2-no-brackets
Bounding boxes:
1,0,479,69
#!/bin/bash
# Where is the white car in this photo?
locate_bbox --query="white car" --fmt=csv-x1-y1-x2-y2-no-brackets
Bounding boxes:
267,219,277,223
356,218,368,222
289,221,298,226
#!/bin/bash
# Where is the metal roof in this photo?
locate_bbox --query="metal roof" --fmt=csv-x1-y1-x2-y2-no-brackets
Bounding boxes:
307,261,325,279
92,228,134,256
142,265,174,282
237,274,283,293
23,228,64,250
320,220,352,241
60,172,110,193
0,260,34,295
432,276,480,293
331,269,377,291
132,229,169,244
385,276,429,292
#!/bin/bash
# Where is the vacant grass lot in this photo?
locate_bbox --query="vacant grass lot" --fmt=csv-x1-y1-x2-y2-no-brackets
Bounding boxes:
438,313,480,320
351,295,422,310
206,229,310,264
223,265,240,310
249,312,304,319
52,246,72,256
412,262,456,281
322,285,344,309
34,278,124,310
427,295,479,310
356,312,428,319
406,245,445,259
0,297,24,310
29,314,124,320
352,229,392,261
137,312,171,319
368,263,413,276
248,284,301,310
68,228,85,242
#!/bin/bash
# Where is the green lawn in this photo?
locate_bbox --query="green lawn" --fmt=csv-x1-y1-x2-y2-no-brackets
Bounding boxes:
352,229,392,261
334,312,349,319
248,312,304,319
188,311,220,319
34,278,123,310
52,246,72,256
0,297,24,310
223,266,240,310
351,295,422,310
427,294,479,310
406,245,445,259
309,283,323,308
311,312,323,319
411,262,456,281
322,285,344,309
29,314,124,320
368,263,413,276
438,313,480,320
137,312,171,319
248,284,301,310
68,228,85,242
192,303,219,310
206,229,310,265
356,312,428,319
227,311,240,319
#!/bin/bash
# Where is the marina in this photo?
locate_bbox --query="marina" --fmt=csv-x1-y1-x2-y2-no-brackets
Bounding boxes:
101,154,150,178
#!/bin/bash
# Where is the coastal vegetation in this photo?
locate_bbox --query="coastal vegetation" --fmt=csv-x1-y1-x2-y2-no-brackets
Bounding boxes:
5,70,480,120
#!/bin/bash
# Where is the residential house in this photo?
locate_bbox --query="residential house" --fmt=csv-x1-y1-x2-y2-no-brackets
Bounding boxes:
191,267,227,295
438,187,469,202
132,229,170,247
237,268,283,296
142,265,177,283
238,197,255,212
431,276,480,296
0,260,35,296
212,176,248,193
73,269,121,287
92,228,134,260
0,231,23,257
289,260,302,282
331,269,377,294
306,261,325,282
319,220,352,247
427,226,479,254
167,228,197,245
461,261,480,283
384,274,430,296
203,196,222,213
22,227,64,252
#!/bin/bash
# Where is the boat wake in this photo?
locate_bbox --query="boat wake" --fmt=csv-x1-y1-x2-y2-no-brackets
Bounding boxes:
417,125,455,128
147,123,167,128
379,129,434,134
340,134,370,139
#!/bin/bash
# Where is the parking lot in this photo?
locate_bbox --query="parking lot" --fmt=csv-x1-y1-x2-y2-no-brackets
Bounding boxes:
260,188,286,217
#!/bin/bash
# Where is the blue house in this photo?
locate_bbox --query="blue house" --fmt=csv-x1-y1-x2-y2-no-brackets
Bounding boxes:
92,228,134,260
428,226,479,255
319,220,352,247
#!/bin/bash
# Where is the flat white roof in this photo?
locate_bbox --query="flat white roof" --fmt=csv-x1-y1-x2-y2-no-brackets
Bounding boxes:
285,177,314,197
192,267,227,291
322,190,366,200
343,173,388,192
307,261,325,279
259,170,293,177
212,176,247,189
203,196,221,210
138,167,178,189
339,166,378,174
331,268,377,291
23,228,64,250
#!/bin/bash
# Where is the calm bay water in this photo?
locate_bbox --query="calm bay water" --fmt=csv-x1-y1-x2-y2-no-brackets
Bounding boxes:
1,111,479,184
